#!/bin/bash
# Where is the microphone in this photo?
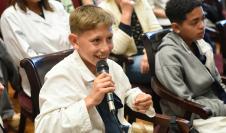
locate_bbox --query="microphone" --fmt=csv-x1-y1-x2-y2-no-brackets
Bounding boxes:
96,60,116,113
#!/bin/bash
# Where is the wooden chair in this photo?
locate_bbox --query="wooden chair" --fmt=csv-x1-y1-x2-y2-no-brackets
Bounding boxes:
18,49,74,133
142,29,212,121
125,105,193,133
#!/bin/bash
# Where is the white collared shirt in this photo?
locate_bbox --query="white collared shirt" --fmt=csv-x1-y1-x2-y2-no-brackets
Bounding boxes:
35,50,155,133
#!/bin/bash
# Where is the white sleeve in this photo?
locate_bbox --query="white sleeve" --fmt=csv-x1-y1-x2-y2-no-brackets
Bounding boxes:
98,2,137,56
35,100,92,133
147,0,155,9
125,87,155,117
111,27,136,55
0,116,3,128
35,72,93,133
1,13,38,65
51,0,70,34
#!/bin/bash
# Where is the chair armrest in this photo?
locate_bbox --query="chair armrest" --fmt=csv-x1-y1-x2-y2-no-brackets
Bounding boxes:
125,104,191,133
154,113,191,133
144,113,191,133
127,108,191,133
151,77,212,119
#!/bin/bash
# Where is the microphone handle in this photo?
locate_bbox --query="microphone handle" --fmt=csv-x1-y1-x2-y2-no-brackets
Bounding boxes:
106,92,115,112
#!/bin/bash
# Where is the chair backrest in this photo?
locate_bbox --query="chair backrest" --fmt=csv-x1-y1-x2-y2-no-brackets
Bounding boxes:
20,49,74,117
142,29,212,120
143,29,171,77
142,29,170,114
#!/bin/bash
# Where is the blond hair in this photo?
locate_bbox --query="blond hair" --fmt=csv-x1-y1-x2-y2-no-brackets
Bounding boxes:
69,5,114,34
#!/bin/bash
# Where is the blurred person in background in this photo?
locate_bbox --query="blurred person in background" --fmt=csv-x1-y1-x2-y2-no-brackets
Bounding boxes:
0,0,71,97
148,0,171,27
99,0,162,85
0,39,20,131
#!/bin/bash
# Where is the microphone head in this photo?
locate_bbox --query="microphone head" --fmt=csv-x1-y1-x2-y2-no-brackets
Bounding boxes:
96,60,109,74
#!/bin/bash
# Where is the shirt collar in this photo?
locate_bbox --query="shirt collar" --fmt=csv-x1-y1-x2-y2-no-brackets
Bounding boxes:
72,50,96,83
15,4,50,25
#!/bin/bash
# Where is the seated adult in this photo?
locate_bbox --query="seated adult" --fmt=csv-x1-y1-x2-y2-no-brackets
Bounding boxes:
148,0,171,27
35,5,154,132
155,0,226,132
0,0,71,97
99,0,162,85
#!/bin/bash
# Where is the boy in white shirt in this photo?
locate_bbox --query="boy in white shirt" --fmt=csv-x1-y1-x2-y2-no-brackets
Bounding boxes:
35,5,155,133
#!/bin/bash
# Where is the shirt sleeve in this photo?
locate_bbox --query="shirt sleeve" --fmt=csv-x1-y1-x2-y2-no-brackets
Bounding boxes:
35,71,93,132
119,22,132,37
99,2,137,56
155,60,194,100
1,13,39,66
52,0,70,35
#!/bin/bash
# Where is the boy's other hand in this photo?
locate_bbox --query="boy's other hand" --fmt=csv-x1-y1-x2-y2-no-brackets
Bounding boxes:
133,93,152,114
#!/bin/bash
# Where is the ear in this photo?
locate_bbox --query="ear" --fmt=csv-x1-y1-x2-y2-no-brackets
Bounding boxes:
171,22,181,34
69,33,79,49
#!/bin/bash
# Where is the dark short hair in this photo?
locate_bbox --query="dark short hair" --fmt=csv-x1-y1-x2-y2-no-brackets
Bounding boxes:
165,0,202,23
11,0,53,12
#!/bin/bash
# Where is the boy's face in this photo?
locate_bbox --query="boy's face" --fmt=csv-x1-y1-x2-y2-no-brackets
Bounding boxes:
173,6,205,44
69,24,113,72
